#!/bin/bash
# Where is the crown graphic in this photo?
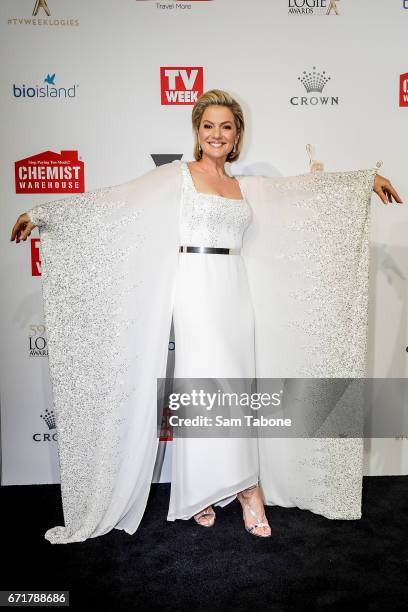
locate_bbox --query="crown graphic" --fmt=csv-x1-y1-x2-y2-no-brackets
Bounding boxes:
298,67,331,93
40,408,56,430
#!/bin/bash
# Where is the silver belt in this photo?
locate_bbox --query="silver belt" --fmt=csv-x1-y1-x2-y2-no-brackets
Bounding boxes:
179,246,241,255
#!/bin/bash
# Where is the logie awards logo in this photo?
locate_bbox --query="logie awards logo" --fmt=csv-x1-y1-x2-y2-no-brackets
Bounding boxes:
7,0,80,27
288,0,340,15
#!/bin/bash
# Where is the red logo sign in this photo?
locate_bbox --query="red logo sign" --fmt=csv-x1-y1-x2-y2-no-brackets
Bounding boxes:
159,405,174,442
15,150,84,193
399,73,408,107
160,67,203,105
31,238,41,276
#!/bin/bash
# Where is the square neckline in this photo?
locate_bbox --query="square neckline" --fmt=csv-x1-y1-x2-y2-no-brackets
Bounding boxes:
184,161,244,202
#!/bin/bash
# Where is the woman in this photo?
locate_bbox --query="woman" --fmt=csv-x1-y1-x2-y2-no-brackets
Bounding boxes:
10,89,402,544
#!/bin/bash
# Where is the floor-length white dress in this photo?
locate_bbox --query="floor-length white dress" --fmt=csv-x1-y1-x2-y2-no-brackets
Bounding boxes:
167,161,260,521
25,158,375,543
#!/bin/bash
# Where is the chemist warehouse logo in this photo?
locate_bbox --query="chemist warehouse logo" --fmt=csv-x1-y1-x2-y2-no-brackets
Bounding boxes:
288,0,340,15
15,150,85,194
290,66,339,106
6,0,80,27
33,409,58,443
160,67,204,104
12,72,78,99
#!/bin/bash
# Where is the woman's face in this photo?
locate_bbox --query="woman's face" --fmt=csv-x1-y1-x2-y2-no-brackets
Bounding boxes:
197,105,239,161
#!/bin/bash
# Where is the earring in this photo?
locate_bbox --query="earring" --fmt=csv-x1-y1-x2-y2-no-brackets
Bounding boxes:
198,142,202,153
233,142,236,153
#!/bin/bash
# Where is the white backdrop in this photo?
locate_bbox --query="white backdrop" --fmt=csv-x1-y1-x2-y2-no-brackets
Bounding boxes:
1,0,407,486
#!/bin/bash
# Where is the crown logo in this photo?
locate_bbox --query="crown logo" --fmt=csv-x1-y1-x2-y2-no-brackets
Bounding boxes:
40,408,56,430
298,67,331,93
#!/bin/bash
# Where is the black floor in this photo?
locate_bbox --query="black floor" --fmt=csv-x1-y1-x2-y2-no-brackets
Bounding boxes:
1,477,408,610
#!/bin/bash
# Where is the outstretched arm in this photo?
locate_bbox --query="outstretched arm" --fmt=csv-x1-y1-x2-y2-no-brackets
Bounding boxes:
10,212,36,243
373,173,403,205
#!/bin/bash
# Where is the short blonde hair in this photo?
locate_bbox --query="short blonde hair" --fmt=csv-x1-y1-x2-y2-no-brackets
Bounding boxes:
191,89,245,163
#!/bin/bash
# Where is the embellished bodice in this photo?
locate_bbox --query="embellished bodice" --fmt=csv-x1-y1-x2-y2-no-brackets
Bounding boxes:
179,161,252,248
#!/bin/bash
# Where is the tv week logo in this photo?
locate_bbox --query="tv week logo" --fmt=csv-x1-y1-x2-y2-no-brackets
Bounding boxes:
399,73,408,107
31,238,41,276
160,67,203,105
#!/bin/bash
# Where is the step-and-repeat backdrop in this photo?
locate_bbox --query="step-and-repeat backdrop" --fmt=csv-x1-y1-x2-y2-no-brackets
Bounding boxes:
1,0,407,486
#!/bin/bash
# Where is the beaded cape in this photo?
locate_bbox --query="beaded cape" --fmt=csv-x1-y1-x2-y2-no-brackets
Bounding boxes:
27,159,378,544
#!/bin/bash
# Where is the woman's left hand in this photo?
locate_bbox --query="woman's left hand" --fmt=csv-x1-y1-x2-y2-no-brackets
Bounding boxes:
374,174,403,205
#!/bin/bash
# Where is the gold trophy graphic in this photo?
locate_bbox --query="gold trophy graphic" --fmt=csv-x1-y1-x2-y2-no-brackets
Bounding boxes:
32,0,51,17
306,144,324,173
326,0,340,15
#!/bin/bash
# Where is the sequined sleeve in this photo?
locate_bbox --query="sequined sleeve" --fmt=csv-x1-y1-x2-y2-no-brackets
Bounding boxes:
242,166,379,522
306,167,378,204
26,187,112,230
26,201,51,228
258,167,378,201
30,159,184,545
241,165,380,379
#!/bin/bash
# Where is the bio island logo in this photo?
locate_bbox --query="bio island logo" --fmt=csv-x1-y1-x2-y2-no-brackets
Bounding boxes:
13,72,78,99
290,66,339,106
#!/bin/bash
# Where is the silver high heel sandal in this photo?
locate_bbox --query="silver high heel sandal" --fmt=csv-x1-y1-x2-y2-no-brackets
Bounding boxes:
237,484,271,538
193,505,216,528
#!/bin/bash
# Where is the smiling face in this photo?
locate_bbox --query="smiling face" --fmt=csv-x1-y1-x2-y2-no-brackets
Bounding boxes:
197,105,239,162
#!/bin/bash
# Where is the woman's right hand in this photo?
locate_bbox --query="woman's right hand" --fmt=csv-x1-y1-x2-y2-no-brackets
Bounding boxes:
10,213,37,243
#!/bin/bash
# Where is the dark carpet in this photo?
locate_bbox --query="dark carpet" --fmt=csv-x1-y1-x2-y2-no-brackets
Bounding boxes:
1,477,407,610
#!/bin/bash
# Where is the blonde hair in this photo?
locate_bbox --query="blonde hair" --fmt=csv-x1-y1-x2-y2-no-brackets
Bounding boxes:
191,89,245,163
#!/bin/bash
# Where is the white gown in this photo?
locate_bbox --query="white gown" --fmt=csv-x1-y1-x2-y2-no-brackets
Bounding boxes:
167,161,259,520
26,158,378,543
